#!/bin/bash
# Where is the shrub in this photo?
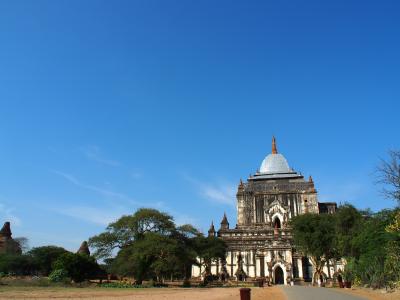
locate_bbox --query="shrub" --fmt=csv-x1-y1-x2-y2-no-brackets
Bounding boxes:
49,269,69,282
343,259,355,282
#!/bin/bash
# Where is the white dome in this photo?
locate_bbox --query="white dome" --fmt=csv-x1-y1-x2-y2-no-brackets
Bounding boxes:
259,153,291,174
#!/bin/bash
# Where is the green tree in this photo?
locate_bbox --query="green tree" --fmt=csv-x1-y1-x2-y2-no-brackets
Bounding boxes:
90,208,225,284
194,235,226,278
28,246,69,276
351,210,394,288
111,233,180,283
335,204,363,258
290,213,337,283
89,208,175,259
53,252,103,283
111,229,200,283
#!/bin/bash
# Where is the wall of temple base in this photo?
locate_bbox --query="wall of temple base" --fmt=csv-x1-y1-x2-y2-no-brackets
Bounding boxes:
191,252,346,286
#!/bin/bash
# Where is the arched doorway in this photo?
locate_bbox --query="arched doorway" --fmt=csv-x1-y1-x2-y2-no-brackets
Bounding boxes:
274,266,284,284
273,217,281,229
273,217,281,237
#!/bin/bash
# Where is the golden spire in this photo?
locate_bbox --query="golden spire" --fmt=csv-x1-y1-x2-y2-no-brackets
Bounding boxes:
272,136,278,154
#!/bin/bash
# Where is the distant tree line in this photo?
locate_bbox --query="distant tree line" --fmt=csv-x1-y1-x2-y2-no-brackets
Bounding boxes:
0,245,104,283
88,208,226,285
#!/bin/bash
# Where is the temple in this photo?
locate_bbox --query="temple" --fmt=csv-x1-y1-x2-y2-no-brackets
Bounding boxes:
0,222,21,255
192,137,341,284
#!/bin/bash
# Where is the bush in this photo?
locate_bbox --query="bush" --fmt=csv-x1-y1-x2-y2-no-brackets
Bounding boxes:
343,259,355,282
49,269,69,282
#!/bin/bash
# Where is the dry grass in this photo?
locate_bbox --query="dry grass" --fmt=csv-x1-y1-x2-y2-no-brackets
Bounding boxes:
334,287,400,300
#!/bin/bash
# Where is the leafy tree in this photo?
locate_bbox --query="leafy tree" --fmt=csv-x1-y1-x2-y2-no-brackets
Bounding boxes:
335,204,363,258
351,210,394,288
111,243,151,284
28,246,69,276
111,233,174,283
194,236,226,277
53,252,103,283
290,213,336,283
176,224,201,238
111,231,197,283
170,225,201,280
90,208,226,284
89,208,175,259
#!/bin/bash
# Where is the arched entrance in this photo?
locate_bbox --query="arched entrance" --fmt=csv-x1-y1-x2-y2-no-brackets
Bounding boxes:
273,217,281,236
274,266,284,284
274,217,281,229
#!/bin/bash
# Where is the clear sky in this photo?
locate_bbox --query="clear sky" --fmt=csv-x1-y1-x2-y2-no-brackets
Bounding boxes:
0,0,399,252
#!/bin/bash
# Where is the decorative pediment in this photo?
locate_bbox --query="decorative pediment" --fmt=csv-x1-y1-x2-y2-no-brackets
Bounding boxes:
267,200,287,215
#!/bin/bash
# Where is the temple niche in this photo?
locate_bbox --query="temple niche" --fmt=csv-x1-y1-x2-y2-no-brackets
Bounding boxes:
192,137,341,285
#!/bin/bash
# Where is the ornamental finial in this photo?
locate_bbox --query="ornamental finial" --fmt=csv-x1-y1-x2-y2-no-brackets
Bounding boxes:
272,136,278,154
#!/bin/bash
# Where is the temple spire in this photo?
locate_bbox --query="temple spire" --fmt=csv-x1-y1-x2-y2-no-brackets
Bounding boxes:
0,222,12,239
77,241,90,256
208,221,216,237
220,212,229,230
272,136,278,154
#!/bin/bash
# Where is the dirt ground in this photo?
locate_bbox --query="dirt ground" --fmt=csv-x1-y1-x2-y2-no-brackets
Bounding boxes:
0,286,286,300
335,287,400,300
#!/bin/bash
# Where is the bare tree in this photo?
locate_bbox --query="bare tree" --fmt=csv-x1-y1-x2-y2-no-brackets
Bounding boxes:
377,150,400,205
14,237,29,253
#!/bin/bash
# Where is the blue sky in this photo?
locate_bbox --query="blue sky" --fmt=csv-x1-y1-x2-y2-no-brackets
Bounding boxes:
0,0,399,251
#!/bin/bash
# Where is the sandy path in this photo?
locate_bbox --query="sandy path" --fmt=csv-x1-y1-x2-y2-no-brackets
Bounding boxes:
0,286,286,300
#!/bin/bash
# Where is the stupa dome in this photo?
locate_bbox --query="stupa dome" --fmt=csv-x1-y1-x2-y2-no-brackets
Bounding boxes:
259,137,291,174
260,153,291,174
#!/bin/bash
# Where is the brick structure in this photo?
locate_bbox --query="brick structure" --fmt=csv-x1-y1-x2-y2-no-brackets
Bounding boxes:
0,221,22,254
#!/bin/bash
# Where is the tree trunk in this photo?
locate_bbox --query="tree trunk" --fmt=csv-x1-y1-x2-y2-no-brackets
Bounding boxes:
309,257,325,284
327,259,331,278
